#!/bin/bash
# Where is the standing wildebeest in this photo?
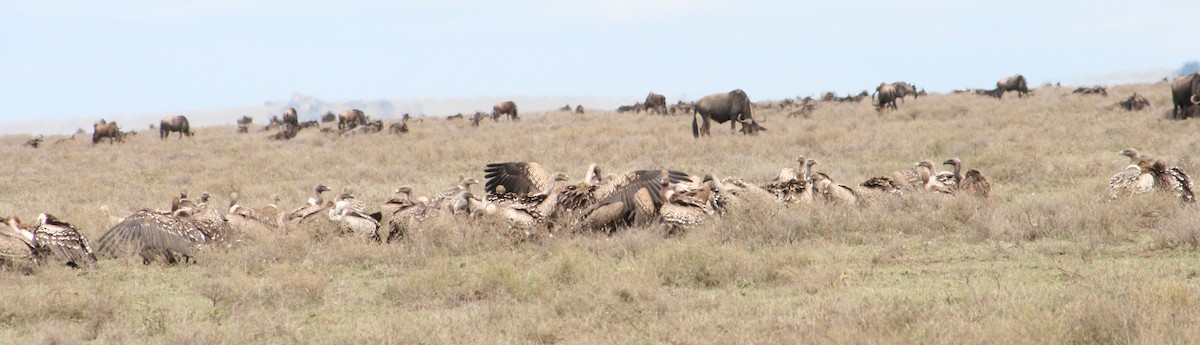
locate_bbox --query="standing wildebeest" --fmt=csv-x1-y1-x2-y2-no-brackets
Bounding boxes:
575,105,585,114
1171,73,1200,119
645,92,667,115
92,120,123,145
493,101,518,121
692,89,763,138
338,109,368,130
996,74,1031,98
159,115,192,139
892,82,919,101
283,107,299,127
874,83,901,111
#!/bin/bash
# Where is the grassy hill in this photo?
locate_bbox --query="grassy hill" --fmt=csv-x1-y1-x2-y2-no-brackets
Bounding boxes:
2,83,1199,343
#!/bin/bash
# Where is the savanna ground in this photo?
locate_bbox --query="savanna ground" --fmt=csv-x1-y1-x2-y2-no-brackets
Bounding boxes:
2,83,1200,344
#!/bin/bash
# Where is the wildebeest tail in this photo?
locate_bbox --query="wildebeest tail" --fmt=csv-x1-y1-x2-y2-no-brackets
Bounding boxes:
692,113,699,138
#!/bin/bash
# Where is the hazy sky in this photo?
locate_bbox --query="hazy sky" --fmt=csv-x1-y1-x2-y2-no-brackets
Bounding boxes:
1,0,1195,131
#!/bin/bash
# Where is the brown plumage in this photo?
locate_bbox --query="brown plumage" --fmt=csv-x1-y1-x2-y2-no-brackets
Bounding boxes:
557,164,603,218
33,213,98,269
860,176,904,196
431,177,480,213
577,169,692,232
484,162,561,202
765,158,815,204
659,174,722,231
328,192,380,241
285,184,331,226
812,174,862,207
380,186,430,243
938,158,963,188
2,217,39,270
95,206,208,264
493,173,570,228
958,170,993,199
1108,149,1194,203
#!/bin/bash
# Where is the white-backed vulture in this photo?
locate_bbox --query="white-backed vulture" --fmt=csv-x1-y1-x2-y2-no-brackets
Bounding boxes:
765,158,815,205
1108,149,1195,203
718,177,778,210
284,184,331,226
774,156,806,183
659,174,722,231
484,162,564,202
95,204,207,265
576,169,692,232
431,177,480,213
328,193,380,241
2,217,39,269
227,193,280,240
492,173,571,228
812,173,862,207
380,186,430,243
184,199,233,245
33,213,98,269
938,158,963,189
558,164,603,217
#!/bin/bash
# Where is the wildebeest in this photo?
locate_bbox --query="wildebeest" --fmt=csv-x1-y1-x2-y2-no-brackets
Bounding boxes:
283,107,299,127
874,83,901,111
493,101,518,121
159,115,192,139
22,135,43,148
838,91,870,103
1118,93,1151,111
337,109,368,130
645,92,667,115
559,104,572,111
320,111,336,123
891,82,919,101
575,105,585,114
1170,73,1200,119
236,116,253,133
669,101,694,115
692,89,763,138
268,124,299,141
92,120,123,145
1072,86,1108,96
996,74,1031,98
617,102,644,113
390,119,409,134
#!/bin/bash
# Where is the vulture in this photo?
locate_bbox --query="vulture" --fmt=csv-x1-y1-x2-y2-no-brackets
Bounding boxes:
1108,149,1194,203
95,201,208,264
431,177,480,213
2,217,39,269
765,158,815,205
811,173,862,207
717,177,779,210
558,164,603,218
659,174,723,231
33,213,98,269
958,170,994,199
328,193,380,241
577,169,692,232
893,160,952,194
938,158,963,188
860,176,905,196
380,186,431,243
284,184,331,226
774,155,806,183
483,162,576,227
182,198,233,245
227,192,280,240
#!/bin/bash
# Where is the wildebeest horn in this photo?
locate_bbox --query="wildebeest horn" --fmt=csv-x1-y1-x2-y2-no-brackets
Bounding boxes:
1192,94,1199,104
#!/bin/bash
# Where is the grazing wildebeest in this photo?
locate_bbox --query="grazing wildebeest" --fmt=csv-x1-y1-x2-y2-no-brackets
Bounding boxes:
892,82,919,101
320,111,336,123
493,101,518,121
996,74,1031,98
874,83,901,111
338,109,368,130
1170,73,1200,119
692,89,763,138
92,120,123,145
645,92,667,115
159,115,192,139
559,104,572,111
283,107,299,127
575,105,585,114
236,116,253,133
1072,86,1108,96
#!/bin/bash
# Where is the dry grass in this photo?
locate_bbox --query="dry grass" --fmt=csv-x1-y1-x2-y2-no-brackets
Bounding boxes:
2,83,1200,343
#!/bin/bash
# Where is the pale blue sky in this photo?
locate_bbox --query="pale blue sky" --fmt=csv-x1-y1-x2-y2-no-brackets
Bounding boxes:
1,0,1195,132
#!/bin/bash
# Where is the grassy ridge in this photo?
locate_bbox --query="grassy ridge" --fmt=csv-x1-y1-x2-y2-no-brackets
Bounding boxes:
1,83,1199,343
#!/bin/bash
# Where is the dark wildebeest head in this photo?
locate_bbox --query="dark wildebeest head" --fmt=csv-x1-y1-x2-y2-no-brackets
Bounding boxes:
159,115,192,139
283,107,299,126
